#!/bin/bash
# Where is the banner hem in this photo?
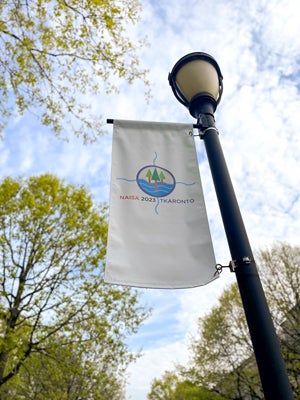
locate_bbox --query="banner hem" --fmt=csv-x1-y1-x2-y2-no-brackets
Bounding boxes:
104,274,219,289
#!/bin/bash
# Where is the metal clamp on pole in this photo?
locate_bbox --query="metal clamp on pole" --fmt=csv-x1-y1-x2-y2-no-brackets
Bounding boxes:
214,260,237,276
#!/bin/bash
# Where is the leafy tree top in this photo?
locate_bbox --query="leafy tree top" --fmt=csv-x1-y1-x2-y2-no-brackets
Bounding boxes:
147,243,300,400
0,0,149,142
0,174,149,391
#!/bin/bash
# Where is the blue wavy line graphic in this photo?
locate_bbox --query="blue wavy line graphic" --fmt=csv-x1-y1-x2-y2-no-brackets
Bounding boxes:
116,178,136,182
155,198,160,215
153,152,158,165
177,181,195,186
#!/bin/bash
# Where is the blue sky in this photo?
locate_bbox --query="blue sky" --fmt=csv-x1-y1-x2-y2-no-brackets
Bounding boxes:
1,0,300,399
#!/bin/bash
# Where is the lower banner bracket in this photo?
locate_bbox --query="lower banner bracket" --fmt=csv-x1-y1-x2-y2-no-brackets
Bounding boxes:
214,260,237,276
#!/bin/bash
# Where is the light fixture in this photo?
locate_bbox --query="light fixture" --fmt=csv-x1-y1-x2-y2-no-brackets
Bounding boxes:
168,52,223,118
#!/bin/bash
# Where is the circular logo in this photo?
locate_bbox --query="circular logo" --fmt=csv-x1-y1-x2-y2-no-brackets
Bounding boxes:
136,165,176,197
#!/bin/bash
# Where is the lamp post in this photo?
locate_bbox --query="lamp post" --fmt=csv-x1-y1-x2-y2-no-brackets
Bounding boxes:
169,52,294,400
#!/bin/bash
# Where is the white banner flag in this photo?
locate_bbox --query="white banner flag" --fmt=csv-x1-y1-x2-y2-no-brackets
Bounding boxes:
105,120,217,288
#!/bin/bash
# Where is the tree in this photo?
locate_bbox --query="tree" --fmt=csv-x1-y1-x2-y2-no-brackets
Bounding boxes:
258,243,300,397
1,332,127,399
258,243,299,327
152,168,160,190
159,171,165,184
185,242,300,399
0,0,148,142
148,243,300,399
174,381,227,400
147,370,227,400
146,169,152,183
0,174,149,398
148,371,178,400
187,284,258,399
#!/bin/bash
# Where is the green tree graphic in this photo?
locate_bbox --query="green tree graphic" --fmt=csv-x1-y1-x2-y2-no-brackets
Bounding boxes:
152,168,160,190
146,169,152,183
159,170,166,185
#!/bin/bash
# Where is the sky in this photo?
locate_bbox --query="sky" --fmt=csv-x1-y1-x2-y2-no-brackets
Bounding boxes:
1,0,300,399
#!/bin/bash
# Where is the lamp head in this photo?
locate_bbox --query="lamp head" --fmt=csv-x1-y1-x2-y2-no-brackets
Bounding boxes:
168,52,223,118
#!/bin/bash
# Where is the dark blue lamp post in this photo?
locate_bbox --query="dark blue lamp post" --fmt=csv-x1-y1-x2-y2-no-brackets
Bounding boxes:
169,52,294,400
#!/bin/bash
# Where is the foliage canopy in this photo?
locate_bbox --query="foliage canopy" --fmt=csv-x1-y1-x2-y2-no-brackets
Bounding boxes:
0,174,148,399
147,370,227,400
0,0,148,141
187,243,300,398
148,243,300,399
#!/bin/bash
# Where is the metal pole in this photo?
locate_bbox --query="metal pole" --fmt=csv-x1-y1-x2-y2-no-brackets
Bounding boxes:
195,103,294,399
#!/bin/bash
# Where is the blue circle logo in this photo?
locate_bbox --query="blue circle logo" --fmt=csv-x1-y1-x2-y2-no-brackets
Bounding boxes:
136,165,176,197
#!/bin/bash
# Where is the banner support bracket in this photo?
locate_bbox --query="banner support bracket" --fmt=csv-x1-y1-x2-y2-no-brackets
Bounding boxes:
214,260,237,276
107,119,204,131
